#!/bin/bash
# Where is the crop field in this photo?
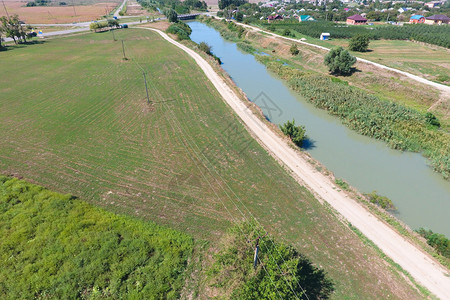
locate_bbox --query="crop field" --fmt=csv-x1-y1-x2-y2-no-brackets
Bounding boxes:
1,0,120,24
0,28,424,298
309,38,450,86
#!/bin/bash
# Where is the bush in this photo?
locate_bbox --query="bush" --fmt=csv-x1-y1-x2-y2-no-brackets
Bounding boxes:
283,28,291,36
280,119,307,147
164,8,178,23
167,22,192,40
425,112,440,128
290,44,299,55
324,47,356,75
348,34,370,52
207,222,334,299
198,41,211,54
364,191,396,211
416,228,450,258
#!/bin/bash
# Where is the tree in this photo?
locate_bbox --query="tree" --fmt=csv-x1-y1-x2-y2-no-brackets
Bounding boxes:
198,41,211,55
348,35,370,52
324,47,356,75
164,8,178,23
107,18,119,29
0,15,27,45
290,44,299,56
235,11,243,22
280,119,306,147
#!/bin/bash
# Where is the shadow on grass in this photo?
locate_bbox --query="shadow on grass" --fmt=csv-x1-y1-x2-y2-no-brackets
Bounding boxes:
1,40,47,51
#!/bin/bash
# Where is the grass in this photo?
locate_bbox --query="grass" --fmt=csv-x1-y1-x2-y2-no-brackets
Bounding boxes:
0,175,194,299
0,28,424,298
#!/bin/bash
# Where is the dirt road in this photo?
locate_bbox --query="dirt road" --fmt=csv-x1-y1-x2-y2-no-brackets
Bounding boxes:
143,27,450,299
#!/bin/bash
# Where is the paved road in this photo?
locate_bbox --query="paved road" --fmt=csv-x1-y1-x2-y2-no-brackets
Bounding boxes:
113,0,128,19
142,27,450,299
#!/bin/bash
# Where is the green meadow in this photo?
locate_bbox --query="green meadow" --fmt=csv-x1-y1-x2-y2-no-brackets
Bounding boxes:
0,28,423,298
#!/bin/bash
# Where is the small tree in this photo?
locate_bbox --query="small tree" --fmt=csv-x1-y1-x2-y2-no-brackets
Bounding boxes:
282,28,291,36
348,34,370,52
235,11,243,22
198,41,211,55
280,119,306,147
290,44,299,56
107,18,119,29
324,47,356,75
165,9,178,23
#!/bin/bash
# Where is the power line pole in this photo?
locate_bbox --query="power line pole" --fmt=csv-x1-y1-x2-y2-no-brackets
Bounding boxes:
253,236,260,269
71,0,77,16
111,29,116,41
143,72,150,104
2,0,10,20
121,40,127,60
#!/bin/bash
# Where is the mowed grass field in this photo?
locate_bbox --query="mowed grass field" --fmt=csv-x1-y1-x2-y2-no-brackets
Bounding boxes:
1,0,120,24
314,38,450,85
0,29,423,298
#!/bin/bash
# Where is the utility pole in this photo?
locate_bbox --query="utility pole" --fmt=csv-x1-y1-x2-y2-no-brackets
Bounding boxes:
111,29,116,41
253,236,260,269
143,72,150,104
121,40,127,60
2,0,10,20
71,0,77,16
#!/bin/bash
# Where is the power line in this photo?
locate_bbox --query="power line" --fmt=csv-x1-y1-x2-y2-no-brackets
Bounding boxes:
124,40,307,299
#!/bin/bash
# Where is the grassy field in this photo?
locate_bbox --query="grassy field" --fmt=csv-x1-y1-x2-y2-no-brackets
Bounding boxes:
1,0,120,24
0,28,424,298
0,176,194,299
309,38,450,86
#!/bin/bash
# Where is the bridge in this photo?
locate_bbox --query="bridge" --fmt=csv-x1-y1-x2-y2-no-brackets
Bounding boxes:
177,13,200,20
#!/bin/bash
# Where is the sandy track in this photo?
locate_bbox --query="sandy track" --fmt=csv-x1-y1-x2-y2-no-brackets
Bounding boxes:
142,27,450,299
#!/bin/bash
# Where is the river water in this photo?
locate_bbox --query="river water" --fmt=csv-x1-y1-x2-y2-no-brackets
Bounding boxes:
187,21,450,236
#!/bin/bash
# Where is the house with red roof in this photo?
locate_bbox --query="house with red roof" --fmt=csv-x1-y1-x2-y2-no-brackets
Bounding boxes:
267,14,283,23
346,14,367,25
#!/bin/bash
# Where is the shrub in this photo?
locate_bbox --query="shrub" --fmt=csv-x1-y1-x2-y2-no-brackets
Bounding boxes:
348,34,370,52
283,28,291,36
416,228,450,258
364,191,396,211
199,41,211,54
280,119,307,147
324,47,356,75
167,22,192,40
207,222,334,299
290,44,299,55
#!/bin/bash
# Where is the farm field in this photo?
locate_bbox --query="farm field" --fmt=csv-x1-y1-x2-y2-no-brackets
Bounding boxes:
310,38,450,86
0,0,120,24
0,28,424,298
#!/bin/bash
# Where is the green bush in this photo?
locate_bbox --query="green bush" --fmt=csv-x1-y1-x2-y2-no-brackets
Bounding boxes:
167,22,192,40
348,34,370,52
207,222,334,299
364,191,396,211
0,176,194,299
416,228,450,258
324,47,356,75
290,44,299,56
280,119,307,147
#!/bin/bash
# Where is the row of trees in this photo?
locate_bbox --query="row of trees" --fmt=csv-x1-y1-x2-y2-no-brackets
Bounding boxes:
0,15,28,48
89,19,120,32
264,22,450,48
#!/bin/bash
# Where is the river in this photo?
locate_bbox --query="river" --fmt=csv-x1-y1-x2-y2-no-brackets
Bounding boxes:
187,21,450,237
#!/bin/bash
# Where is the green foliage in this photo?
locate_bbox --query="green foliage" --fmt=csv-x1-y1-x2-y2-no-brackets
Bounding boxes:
198,41,211,54
219,0,247,10
260,59,450,178
324,47,356,75
425,112,440,128
279,119,307,147
164,8,178,23
348,34,370,52
107,18,120,28
282,28,292,37
0,176,194,299
167,22,192,40
118,4,127,16
207,222,334,299
262,21,450,48
335,178,349,191
235,11,244,22
290,44,299,55
26,0,49,6
0,15,28,44
237,41,256,53
416,228,450,258
364,191,397,211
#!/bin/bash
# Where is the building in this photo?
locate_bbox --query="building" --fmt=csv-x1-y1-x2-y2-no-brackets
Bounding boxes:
409,15,425,23
424,1,441,8
346,14,367,25
299,15,314,22
267,14,283,22
320,33,330,40
425,14,450,25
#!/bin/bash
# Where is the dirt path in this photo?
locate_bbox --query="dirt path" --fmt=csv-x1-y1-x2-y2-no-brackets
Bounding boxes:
141,27,450,299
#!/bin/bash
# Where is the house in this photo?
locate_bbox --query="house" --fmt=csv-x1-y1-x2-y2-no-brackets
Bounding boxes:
425,14,450,25
409,15,425,23
424,1,441,8
299,15,314,22
346,14,367,25
320,33,330,40
267,14,283,22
